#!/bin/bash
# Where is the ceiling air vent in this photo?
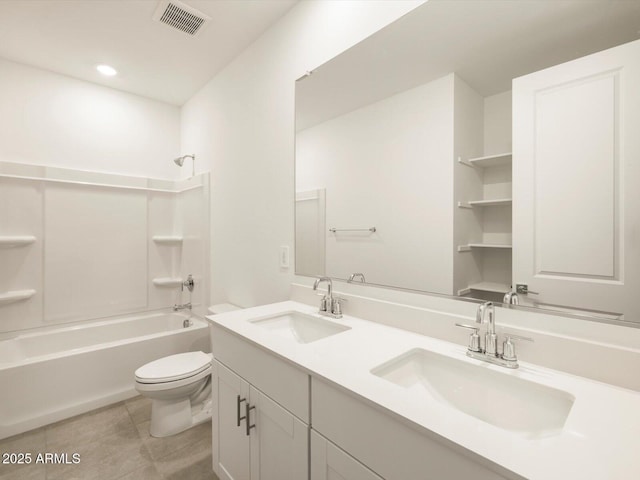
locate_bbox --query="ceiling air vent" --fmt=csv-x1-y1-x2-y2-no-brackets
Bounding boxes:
153,0,211,37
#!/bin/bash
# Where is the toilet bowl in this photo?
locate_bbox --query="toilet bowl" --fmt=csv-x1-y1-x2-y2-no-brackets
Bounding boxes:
135,351,213,437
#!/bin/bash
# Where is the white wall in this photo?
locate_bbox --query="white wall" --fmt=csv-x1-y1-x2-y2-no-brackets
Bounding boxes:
0,58,181,180
452,75,484,295
296,75,454,294
181,1,425,307
484,90,512,156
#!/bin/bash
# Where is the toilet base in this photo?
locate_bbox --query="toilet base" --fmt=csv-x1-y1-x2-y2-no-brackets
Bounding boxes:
149,396,212,438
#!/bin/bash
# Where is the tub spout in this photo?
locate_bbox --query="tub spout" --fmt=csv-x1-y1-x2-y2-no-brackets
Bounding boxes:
173,302,192,312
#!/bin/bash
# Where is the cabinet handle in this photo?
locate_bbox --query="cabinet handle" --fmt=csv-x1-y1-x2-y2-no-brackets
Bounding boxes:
245,403,256,436
236,395,246,427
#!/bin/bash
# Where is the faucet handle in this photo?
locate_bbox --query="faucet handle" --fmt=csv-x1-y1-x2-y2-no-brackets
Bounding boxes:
455,323,478,331
504,332,534,343
455,323,481,352
502,333,533,361
331,297,347,317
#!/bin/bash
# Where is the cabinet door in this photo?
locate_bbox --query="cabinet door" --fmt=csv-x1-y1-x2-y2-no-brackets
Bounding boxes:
311,431,383,480
249,385,308,480
512,39,640,319
213,361,251,480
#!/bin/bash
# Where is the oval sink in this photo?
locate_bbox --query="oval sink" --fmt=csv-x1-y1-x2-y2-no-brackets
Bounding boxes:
249,311,351,344
371,348,574,438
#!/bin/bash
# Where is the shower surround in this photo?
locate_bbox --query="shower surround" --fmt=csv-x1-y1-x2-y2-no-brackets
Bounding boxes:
0,161,210,334
0,161,210,436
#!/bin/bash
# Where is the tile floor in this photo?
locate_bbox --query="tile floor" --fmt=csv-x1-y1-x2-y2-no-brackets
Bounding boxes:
0,397,219,480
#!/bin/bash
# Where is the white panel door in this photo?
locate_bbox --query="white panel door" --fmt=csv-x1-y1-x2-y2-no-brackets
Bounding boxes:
310,431,383,480
513,39,640,320
249,385,308,480
214,362,251,480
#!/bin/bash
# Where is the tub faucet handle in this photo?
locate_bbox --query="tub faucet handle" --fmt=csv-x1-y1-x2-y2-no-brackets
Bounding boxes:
182,274,194,292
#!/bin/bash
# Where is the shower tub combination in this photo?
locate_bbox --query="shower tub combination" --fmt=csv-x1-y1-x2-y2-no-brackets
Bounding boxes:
0,310,209,440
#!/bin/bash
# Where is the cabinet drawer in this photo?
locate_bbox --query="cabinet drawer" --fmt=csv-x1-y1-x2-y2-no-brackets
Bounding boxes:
211,324,309,422
312,378,519,480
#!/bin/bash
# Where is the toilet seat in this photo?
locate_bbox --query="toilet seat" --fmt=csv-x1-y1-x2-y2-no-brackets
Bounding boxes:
135,351,211,384
135,367,211,393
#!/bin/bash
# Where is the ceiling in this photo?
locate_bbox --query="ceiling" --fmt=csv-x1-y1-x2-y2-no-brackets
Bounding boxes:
296,0,640,131
0,0,297,105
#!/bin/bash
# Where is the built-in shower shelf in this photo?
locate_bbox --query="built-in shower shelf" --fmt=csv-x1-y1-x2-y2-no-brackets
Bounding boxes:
152,236,183,245
0,236,36,248
0,289,36,306
152,277,183,288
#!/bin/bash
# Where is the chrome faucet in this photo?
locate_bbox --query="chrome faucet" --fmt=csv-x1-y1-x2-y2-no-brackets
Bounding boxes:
174,274,194,311
456,301,533,369
173,302,192,312
347,273,366,283
312,277,343,319
182,274,194,292
477,301,497,356
503,291,519,306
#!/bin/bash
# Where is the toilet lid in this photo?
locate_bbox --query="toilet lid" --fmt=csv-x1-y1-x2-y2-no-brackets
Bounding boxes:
135,351,211,384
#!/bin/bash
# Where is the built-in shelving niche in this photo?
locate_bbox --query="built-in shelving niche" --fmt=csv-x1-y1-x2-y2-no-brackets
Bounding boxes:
457,152,513,300
0,236,37,307
151,235,183,289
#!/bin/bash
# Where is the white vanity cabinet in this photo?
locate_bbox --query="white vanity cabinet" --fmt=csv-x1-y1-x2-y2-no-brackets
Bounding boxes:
211,324,310,480
213,361,308,480
213,361,250,480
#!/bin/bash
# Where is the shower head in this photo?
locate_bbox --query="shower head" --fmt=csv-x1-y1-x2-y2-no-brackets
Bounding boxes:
173,154,196,176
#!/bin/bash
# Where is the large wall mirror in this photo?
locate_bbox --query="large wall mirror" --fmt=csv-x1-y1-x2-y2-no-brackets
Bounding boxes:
295,0,640,323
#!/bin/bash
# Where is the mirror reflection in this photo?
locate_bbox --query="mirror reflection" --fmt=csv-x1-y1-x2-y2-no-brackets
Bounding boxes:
295,0,640,322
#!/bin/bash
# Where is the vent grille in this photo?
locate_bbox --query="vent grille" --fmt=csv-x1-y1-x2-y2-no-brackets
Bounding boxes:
153,0,210,37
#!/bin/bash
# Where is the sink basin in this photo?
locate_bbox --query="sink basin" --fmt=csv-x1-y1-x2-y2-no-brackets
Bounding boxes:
372,348,574,438
249,311,351,344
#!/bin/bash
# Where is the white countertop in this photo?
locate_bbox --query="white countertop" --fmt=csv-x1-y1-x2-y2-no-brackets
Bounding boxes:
207,300,640,480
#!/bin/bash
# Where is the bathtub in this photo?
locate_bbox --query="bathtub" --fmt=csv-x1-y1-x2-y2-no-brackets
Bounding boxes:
0,311,209,440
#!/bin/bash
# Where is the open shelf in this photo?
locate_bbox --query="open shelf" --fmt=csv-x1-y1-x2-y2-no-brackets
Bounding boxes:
152,235,183,245
459,243,512,251
468,282,510,294
468,243,512,249
0,289,36,306
152,277,183,288
0,236,36,248
468,198,512,207
468,152,512,168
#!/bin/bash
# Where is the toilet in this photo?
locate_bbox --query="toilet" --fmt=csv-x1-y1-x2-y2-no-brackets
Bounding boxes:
135,351,213,437
134,303,240,437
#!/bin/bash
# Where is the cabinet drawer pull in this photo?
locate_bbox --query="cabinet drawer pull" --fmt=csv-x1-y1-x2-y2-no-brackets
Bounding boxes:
245,403,256,436
237,395,246,426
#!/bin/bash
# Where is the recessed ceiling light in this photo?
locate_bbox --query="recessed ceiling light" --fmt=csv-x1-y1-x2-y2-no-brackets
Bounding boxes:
96,65,117,76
